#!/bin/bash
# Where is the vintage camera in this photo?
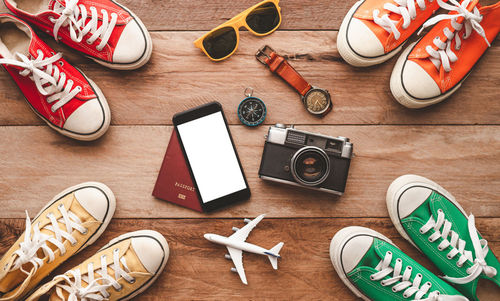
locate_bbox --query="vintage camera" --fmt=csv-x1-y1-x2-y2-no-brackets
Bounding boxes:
258,124,353,195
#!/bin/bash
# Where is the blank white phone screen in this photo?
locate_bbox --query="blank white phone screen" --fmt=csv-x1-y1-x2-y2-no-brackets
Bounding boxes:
177,111,247,203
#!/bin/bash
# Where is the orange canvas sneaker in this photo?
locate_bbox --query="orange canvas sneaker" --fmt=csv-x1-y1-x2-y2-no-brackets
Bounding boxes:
391,0,500,108
25,230,169,301
338,0,443,67
0,183,115,300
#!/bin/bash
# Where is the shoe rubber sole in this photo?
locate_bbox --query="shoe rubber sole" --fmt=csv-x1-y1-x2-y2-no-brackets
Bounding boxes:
330,226,395,301
337,0,405,67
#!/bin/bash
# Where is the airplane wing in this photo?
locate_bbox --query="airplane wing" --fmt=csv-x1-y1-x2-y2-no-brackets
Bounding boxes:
228,214,266,242
227,247,247,285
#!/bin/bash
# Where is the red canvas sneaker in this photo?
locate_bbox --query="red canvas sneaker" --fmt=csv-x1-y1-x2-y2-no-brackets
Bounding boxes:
0,14,110,141
338,0,444,67
391,0,500,108
4,0,152,70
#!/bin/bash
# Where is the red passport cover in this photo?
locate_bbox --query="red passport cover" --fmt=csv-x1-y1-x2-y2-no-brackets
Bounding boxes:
153,130,203,212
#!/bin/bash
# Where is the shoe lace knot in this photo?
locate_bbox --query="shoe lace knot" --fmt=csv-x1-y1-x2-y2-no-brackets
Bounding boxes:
0,51,81,112
54,248,135,300
420,210,497,284
373,0,431,40
51,0,118,51
419,0,490,72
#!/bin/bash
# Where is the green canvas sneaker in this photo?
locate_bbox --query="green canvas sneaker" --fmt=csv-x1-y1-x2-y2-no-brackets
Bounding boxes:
330,226,467,301
387,175,500,301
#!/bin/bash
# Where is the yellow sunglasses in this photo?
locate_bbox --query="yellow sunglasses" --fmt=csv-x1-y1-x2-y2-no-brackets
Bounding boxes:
194,0,282,61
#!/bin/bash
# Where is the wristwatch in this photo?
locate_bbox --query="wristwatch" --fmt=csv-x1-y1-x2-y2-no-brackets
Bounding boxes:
256,45,332,117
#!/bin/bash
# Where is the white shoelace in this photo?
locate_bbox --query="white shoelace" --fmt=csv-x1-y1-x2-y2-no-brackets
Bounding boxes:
50,0,118,51
420,210,497,284
0,51,81,112
54,248,135,300
418,0,490,72
373,0,431,40
10,206,87,275
370,250,458,300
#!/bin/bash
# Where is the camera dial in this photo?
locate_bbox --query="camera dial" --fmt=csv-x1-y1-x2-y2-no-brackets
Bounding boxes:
290,146,330,187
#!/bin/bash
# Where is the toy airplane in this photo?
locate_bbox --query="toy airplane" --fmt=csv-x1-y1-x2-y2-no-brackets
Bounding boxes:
204,214,284,285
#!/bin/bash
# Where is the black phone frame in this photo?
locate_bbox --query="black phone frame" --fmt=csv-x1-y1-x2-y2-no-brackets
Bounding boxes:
172,101,250,212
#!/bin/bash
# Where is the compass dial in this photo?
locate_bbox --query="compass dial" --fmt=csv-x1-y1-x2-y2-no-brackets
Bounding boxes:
237,97,267,126
304,88,331,115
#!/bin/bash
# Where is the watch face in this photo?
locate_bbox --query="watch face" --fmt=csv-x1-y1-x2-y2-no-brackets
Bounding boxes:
237,97,267,126
304,88,331,115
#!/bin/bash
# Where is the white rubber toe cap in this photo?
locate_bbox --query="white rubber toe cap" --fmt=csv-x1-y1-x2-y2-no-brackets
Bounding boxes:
113,20,147,64
397,186,433,219
74,185,113,222
401,60,441,99
347,18,385,58
340,234,374,273
63,98,105,135
132,235,167,274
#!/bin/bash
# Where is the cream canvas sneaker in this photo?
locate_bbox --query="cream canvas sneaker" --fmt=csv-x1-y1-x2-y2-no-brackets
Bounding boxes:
0,182,116,300
26,230,169,301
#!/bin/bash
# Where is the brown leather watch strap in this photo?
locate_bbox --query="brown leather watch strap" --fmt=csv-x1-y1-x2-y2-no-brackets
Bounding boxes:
257,47,312,96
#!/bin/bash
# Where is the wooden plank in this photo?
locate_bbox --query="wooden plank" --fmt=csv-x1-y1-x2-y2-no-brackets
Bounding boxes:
0,0,358,31
2,0,499,31
0,31,499,126
0,125,498,219
1,218,499,300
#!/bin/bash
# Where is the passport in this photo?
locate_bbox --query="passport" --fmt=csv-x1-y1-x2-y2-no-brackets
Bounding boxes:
153,130,203,212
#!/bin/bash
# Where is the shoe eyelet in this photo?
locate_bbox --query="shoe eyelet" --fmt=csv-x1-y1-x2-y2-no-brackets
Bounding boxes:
387,251,392,255
77,86,82,92
369,275,375,280
82,228,88,235
396,258,402,262
428,237,433,242
71,241,77,246
58,204,64,209
457,262,463,267
419,229,425,234
447,254,453,259
86,40,92,45
392,287,397,292
129,278,136,284
58,61,64,66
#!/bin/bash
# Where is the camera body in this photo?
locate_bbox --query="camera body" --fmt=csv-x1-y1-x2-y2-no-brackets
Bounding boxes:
258,124,353,195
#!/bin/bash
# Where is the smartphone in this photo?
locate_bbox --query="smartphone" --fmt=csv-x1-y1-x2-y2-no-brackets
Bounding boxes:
173,102,250,211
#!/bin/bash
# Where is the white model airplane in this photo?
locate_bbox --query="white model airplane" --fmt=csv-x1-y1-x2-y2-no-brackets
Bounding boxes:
204,214,284,285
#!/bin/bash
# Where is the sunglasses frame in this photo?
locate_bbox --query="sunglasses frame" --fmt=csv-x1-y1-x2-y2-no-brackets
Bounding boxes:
194,0,282,61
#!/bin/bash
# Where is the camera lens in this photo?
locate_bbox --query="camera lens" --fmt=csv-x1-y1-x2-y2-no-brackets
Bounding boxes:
290,147,330,186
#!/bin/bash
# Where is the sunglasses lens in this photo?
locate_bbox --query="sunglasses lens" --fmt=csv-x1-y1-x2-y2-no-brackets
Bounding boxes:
202,27,237,60
246,2,280,34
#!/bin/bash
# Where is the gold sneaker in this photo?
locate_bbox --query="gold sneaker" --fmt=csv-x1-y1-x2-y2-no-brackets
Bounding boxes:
26,230,169,301
0,182,116,300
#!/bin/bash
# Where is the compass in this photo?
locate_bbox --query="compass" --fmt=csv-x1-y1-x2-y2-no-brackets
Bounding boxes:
237,88,267,127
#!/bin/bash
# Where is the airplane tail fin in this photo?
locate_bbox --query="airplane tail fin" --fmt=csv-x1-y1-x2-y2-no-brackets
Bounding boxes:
267,242,284,270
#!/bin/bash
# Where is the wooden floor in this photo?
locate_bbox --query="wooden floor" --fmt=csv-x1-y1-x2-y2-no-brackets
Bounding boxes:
1,0,499,300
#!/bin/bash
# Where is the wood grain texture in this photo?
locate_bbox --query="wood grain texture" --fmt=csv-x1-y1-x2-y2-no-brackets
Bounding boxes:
0,0,499,299
0,31,499,126
1,218,499,300
0,125,498,219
